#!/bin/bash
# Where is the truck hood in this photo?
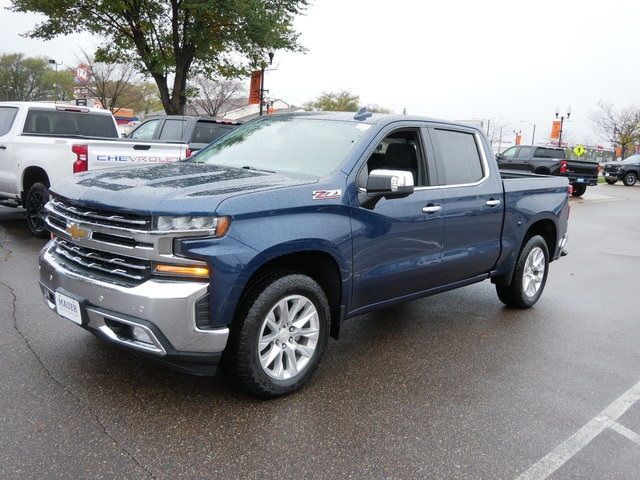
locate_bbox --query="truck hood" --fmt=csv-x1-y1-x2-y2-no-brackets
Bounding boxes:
51,162,313,215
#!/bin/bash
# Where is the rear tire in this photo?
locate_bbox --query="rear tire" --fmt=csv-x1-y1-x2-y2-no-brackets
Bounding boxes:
223,272,331,398
571,184,587,197
605,178,617,185
496,235,549,309
623,173,637,187
25,182,50,238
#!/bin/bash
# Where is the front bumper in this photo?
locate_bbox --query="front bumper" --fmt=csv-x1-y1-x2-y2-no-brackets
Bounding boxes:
39,243,229,375
603,171,623,180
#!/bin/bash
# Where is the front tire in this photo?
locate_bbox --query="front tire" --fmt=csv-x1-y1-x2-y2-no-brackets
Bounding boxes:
571,184,587,197
496,235,549,309
623,173,637,187
25,182,50,238
224,273,331,398
605,178,617,185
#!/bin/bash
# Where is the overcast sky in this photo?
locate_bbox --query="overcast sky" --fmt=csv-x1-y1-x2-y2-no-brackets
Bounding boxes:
2,0,639,146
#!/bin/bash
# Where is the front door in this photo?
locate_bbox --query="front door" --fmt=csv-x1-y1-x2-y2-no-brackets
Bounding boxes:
350,126,444,311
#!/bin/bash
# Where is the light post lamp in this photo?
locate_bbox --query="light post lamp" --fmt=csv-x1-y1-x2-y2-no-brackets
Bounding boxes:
48,58,63,72
555,106,571,147
259,51,274,116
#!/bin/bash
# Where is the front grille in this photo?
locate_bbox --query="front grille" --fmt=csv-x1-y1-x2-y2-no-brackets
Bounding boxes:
51,239,152,286
48,197,152,231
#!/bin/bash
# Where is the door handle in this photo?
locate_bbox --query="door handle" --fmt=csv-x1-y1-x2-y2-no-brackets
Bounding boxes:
486,199,501,207
422,205,442,214
0,145,6,150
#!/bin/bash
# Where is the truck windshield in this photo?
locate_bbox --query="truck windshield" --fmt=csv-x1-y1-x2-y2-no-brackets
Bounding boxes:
189,117,369,177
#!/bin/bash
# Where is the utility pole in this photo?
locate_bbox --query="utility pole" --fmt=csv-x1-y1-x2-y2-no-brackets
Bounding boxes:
555,106,572,148
259,51,274,116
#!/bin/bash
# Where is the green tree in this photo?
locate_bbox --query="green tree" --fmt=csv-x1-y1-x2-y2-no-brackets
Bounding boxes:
367,104,393,114
0,53,49,101
41,69,74,101
11,0,308,115
304,90,360,112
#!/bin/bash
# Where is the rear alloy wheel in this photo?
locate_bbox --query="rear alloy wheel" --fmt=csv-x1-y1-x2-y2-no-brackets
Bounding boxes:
25,182,50,238
623,173,637,187
224,273,330,397
496,235,549,309
605,178,617,185
571,184,587,197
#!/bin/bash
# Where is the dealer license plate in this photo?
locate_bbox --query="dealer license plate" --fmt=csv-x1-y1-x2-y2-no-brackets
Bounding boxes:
54,292,82,325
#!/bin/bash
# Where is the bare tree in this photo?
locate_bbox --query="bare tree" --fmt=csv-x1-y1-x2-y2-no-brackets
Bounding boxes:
590,101,640,159
190,76,245,117
486,119,512,152
79,50,142,113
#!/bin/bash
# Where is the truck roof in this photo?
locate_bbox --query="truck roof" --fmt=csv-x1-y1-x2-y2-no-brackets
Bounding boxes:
0,101,112,115
266,111,483,133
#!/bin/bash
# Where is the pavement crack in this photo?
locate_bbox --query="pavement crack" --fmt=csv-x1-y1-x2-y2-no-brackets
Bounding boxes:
0,280,157,480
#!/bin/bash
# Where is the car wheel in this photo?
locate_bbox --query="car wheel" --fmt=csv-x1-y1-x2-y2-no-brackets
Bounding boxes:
25,182,50,238
605,178,617,185
496,235,549,309
224,272,330,398
623,173,637,187
571,184,587,197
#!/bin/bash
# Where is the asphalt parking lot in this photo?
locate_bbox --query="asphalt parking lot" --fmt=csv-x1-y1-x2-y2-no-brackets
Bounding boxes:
1,184,640,480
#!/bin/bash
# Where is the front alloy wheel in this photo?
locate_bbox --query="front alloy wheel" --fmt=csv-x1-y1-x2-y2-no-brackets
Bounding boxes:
258,295,320,380
25,182,50,238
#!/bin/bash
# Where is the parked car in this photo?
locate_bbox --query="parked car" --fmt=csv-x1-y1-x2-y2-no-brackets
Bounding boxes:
127,116,242,153
0,102,190,237
496,145,598,197
39,112,570,397
603,155,640,186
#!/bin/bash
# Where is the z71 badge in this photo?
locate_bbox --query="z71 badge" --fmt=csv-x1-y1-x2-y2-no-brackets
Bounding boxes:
312,189,342,200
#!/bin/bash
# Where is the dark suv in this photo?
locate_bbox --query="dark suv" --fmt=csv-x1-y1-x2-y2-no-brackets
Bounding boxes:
128,116,241,154
497,145,598,197
603,155,640,186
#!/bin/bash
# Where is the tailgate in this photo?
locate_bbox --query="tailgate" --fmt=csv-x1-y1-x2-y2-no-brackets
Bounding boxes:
85,140,189,171
566,160,598,178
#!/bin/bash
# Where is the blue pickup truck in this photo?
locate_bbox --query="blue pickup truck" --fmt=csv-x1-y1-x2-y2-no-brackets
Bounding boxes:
39,112,569,397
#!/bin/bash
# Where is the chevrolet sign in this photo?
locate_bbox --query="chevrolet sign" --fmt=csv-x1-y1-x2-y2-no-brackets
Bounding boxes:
65,223,91,240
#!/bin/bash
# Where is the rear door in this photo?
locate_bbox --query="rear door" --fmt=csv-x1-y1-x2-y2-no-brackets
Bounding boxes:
190,121,237,151
429,126,504,285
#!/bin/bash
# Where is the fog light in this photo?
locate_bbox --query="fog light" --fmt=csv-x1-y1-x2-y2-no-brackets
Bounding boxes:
132,326,154,345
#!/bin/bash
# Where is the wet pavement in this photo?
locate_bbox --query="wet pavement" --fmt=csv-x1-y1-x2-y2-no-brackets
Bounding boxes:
1,184,639,479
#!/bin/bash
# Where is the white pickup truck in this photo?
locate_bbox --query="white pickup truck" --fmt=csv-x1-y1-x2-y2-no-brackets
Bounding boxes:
0,102,189,236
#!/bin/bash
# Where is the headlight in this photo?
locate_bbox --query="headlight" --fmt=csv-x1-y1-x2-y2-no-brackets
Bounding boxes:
155,216,231,236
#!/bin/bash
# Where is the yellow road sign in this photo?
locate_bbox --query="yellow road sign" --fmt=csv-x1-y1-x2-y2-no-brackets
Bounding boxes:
573,145,586,157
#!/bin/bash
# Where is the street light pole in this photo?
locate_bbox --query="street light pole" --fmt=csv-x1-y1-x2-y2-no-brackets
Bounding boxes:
48,58,62,73
259,51,274,117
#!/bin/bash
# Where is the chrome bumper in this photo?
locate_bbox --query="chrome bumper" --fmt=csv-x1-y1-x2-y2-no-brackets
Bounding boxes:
39,242,229,358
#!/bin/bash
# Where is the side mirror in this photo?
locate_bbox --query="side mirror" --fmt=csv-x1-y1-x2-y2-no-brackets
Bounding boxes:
366,169,415,197
495,153,503,160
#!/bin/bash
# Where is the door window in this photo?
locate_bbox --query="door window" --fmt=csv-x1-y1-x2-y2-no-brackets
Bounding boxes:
130,119,160,140
433,129,484,185
501,147,518,159
159,119,187,141
516,146,534,158
363,130,427,186
0,107,18,136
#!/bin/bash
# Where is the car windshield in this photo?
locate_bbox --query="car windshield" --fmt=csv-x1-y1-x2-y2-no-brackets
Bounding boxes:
189,117,370,177
621,155,640,164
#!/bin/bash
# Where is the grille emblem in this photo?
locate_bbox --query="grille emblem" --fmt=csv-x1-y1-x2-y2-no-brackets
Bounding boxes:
65,223,91,240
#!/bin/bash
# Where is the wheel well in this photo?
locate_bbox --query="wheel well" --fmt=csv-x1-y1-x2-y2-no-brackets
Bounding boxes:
525,219,557,257
626,170,638,177
239,251,343,339
22,167,50,203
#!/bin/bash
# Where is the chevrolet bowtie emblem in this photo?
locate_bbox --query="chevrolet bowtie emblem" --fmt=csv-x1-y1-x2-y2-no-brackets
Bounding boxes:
65,223,90,240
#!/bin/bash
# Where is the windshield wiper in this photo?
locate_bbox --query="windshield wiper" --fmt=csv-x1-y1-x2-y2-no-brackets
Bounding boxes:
241,165,276,174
